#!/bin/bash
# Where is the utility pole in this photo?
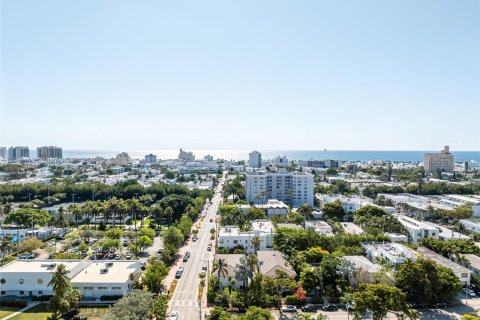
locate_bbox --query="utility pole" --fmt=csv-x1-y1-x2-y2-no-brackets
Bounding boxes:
71,193,76,227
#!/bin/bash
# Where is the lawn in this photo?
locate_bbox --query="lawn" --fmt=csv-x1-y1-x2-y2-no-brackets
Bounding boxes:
9,304,51,320
0,306,21,318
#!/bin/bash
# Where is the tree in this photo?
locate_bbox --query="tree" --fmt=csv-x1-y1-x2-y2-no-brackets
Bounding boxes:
139,227,155,239
396,258,462,304
263,270,296,313
4,208,50,228
322,200,346,220
213,258,229,278
240,306,274,320
137,235,153,252
102,290,155,320
354,283,417,320
143,260,168,293
246,207,267,221
298,204,314,220
208,306,232,320
151,294,169,320
450,204,473,220
163,226,184,249
235,256,252,290
48,264,82,318
251,236,261,253
19,237,43,253
0,236,15,259
300,267,322,295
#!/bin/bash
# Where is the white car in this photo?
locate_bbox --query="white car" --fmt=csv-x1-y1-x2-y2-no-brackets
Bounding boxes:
464,288,476,297
170,311,178,320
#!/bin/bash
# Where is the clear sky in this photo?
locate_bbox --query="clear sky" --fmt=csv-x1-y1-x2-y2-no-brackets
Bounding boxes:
1,0,479,151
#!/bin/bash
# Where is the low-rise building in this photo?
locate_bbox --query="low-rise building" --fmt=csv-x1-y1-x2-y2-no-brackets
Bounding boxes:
341,222,364,235
362,242,417,266
0,226,54,242
417,247,471,285
304,221,334,236
343,256,381,285
257,250,296,278
213,254,244,289
0,259,141,299
218,220,275,253
255,199,289,217
421,221,470,241
384,232,408,242
463,254,480,275
393,215,439,243
460,219,480,233
440,195,480,217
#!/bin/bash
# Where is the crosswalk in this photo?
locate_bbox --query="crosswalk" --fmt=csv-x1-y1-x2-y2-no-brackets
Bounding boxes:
170,300,199,307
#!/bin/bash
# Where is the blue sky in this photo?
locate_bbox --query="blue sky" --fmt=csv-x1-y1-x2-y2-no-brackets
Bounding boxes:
1,0,479,150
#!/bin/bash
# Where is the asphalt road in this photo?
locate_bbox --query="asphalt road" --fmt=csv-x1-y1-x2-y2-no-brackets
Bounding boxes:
168,177,224,320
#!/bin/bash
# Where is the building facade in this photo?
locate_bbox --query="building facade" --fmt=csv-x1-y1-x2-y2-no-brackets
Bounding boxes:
424,146,454,173
249,151,262,168
218,220,275,253
246,170,314,207
393,215,439,243
7,146,29,161
0,147,6,160
144,154,157,165
36,146,62,159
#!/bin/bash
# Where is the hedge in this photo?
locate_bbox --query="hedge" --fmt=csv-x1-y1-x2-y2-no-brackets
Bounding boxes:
0,299,27,307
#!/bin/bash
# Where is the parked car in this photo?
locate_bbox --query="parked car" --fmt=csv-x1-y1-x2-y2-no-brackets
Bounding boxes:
207,244,212,251
115,254,122,260
175,270,183,279
108,252,115,259
170,311,178,320
432,302,448,309
301,304,316,312
281,305,297,313
125,251,132,260
192,236,198,242
322,304,338,311
123,241,129,247
464,288,476,297
183,252,190,262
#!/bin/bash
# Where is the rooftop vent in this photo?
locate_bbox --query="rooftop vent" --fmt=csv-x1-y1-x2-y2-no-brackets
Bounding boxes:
106,262,113,268
100,268,109,274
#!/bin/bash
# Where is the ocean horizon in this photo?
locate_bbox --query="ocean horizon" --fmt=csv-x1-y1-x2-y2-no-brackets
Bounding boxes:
29,149,480,163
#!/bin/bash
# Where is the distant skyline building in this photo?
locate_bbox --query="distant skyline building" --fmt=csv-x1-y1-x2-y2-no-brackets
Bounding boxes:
249,151,262,168
274,155,288,168
36,146,62,159
0,147,6,160
424,146,454,173
204,154,214,162
178,148,195,162
144,153,157,165
7,146,29,160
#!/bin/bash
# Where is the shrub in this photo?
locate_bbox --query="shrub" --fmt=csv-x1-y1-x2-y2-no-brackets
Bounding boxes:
328,296,341,303
100,295,123,301
309,296,324,304
0,299,27,307
32,295,53,301
285,295,305,305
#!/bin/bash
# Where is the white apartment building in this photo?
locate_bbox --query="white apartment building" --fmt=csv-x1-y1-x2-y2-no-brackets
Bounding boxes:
463,254,480,275
0,259,141,299
304,220,334,236
424,146,454,173
460,219,480,233
218,220,275,253
246,169,314,207
343,256,381,285
249,151,262,168
422,221,470,241
362,242,417,265
384,232,408,242
394,215,439,243
417,247,471,285
440,195,480,217
317,194,372,214
144,154,157,165
255,199,289,217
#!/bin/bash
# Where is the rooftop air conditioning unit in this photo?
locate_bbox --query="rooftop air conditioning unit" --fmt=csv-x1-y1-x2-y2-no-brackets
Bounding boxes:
100,268,108,274
106,262,113,268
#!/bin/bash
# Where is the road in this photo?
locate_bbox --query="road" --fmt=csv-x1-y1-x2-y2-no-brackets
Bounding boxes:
168,175,225,320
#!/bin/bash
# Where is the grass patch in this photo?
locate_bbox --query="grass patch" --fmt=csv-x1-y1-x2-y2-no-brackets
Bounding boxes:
9,304,51,320
0,306,21,318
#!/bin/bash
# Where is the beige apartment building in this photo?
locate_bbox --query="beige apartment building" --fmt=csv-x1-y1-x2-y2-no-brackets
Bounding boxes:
424,146,454,173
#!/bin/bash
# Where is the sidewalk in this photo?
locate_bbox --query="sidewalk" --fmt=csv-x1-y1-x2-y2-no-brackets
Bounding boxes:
0,302,41,320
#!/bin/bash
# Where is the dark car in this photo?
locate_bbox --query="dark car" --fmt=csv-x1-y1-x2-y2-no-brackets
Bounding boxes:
175,270,183,279
322,304,338,311
301,304,316,312
432,302,448,309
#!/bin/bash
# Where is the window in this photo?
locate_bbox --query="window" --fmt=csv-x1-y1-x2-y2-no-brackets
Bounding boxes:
19,291,24,295
112,287,121,290
98,287,107,290
461,273,468,278
18,279,24,284
37,278,43,284
1,291,5,295
38,291,43,295
0,279,5,284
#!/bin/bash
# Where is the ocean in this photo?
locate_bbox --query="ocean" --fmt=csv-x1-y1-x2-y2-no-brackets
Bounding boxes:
50,150,480,163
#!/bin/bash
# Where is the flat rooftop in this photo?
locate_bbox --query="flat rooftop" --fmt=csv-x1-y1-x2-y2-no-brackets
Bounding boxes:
0,260,83,273
71,261,141,284
341,222,363,234
417,247,471,275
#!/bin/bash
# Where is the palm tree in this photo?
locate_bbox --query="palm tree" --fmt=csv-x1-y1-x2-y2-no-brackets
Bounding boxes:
235,257,251,290
48,264,70,297
0,236,15,259
250,236,261,254
298,204,314,220
213,258,229,279
164,207,174,226
246,254,258,276
69,204,82,228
